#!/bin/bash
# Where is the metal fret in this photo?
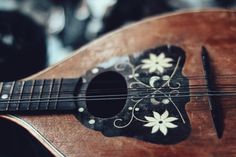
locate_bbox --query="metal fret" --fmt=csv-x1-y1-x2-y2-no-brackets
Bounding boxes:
37,80,45,110
0,82,3,111
9,81,26,111
0,82,12,111
0,82,3,95
0,82,3,110
16,81,25,110
56,78,78,111
48,79,61,110
38,80,43,110
28,80,35,110
47,79,55,110
39,79,52,110
7,81,15,111
31,80,43,111
55,78,63,110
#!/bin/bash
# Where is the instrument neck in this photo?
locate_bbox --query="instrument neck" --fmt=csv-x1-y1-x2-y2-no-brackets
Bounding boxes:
0,78,81,112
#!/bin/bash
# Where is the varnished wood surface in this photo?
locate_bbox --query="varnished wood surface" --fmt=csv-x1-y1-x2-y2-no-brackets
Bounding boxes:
1,9,236,157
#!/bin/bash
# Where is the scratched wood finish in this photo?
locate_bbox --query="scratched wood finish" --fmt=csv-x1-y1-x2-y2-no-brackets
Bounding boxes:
2,10,236,157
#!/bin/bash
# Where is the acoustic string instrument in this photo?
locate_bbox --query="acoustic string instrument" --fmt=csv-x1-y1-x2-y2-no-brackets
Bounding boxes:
0,9,236,157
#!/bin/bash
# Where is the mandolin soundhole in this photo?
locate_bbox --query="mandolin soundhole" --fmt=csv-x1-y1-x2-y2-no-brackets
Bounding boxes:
86,71,127,118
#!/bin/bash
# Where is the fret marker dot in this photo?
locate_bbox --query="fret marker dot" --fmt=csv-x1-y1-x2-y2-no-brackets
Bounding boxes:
162,99,170,104
78,107,84,112
88,119,95,125
1,94,8,99
82,78,87,83
128,107,133,110
91,68,99,74
135,108,140,112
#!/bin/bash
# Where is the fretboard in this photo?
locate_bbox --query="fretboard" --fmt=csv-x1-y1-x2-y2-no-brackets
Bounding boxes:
0,78,80,113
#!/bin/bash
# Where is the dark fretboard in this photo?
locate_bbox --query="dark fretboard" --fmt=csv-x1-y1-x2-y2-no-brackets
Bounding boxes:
0,78,80,112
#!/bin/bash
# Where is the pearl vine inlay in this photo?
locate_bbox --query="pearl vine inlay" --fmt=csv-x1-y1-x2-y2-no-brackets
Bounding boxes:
113,52,185,135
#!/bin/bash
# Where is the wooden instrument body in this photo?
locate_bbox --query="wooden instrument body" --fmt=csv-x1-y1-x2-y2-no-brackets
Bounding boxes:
1,10,236,157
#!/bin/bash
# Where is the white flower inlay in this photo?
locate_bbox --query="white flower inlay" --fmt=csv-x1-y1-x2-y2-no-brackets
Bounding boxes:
141,53,173,73
144,110,178,135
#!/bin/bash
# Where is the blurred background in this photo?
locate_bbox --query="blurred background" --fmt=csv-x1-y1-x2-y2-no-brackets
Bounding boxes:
0,0,236,81
0,0,235,156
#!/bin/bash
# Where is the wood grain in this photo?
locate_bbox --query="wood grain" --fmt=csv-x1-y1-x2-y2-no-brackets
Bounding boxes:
1,9,236,157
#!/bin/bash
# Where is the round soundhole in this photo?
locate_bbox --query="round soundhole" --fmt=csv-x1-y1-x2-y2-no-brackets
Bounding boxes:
86,71,127,118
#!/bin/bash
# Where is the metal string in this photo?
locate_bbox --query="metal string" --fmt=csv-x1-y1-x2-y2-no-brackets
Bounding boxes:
1,74,236,110
2,91,236,102
0,95,236,111
2,84,236,96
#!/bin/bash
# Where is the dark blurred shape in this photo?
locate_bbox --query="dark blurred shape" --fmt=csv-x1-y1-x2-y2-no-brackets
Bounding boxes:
0,118,53,157
58,0,90,48
216,0,236,7
0,11,47,81
100,0,173,34
0,11,50,157
2,0,234,59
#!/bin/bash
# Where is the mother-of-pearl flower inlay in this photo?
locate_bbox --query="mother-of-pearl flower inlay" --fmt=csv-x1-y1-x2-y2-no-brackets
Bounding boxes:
144,110,178,135
112,50,185,139
141,53,173,73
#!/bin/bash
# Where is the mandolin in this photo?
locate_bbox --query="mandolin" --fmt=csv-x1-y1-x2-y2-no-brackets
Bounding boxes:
0,9,236,157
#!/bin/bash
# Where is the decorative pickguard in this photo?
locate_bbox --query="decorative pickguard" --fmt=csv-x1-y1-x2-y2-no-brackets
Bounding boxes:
75,45,190,144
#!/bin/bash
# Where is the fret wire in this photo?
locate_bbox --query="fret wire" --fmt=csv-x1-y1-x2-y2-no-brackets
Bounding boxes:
7,81,15,111
28,80,35,110
0,82,3,95
47,79,55,110
38,80,45,110
0,82,4,111
55,78,63,110
16,81,25,110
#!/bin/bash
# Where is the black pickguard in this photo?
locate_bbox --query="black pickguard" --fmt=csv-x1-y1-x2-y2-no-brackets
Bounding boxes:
75,45,190,144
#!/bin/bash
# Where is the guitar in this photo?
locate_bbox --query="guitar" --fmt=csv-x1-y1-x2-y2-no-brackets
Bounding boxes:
0,9,236,157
